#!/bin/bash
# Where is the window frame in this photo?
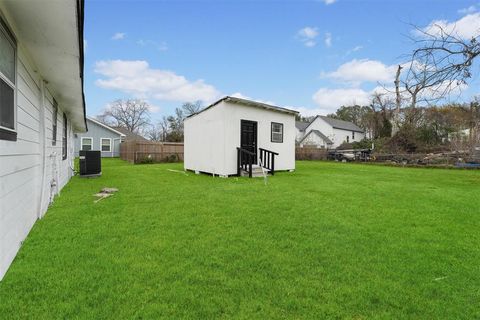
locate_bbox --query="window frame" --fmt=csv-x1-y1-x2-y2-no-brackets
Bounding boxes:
100,138,112,152
0,16,17,141
352,131,355,140
62,113,67,160
52,99,58,146
81,137,93,151
271,122,284,143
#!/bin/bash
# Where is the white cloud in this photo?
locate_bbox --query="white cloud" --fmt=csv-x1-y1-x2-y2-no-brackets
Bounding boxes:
95,60,221,103
418,13,480,40
324,59,398,85
324,32,332,47
83,39,87,53
322,0,337,5
137,39,168,51
297,27,319,47
352,45,363,52
230,92,276,105
458,5,476,15
112,32,126,40
312,88,371,111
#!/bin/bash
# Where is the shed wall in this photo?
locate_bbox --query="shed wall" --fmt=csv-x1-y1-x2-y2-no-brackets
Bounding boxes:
184,104,226,175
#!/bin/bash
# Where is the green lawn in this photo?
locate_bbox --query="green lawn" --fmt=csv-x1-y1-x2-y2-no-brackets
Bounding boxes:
1,160,479,319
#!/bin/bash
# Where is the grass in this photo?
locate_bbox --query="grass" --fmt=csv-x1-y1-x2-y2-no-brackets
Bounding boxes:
0,159,479,319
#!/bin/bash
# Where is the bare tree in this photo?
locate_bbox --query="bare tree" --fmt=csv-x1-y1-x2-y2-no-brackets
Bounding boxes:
181,101,203,116
100,99,151,133
407,24,479,101
147,116,169,141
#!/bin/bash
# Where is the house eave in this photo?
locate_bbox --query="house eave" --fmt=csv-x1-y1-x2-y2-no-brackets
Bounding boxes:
0,0,87,132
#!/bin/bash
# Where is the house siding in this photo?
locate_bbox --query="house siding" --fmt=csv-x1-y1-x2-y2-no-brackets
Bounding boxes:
0,42,75,280
300,131,330,148
74,119,123,157
302,117,365,148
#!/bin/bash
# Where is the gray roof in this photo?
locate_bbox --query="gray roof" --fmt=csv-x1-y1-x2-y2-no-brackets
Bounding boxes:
295,121,309,131
187,96,299,118
317,116,364,133
112,127,147,141
300,129,333,145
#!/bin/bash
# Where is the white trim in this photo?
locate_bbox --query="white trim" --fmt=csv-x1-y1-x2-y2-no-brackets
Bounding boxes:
87,117,126,137
0,15,17,134
81,137,93,151
100,137,112,152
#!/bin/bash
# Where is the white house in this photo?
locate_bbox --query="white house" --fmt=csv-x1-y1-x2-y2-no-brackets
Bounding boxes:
74,117,125,157
184,96,298,177
0,0,86,280
297,116,365,148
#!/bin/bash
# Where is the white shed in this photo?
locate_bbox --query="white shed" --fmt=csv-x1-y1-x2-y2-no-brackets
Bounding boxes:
184,97,298,177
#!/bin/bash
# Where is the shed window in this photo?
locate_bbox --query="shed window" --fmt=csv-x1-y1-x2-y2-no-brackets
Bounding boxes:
81,137,92,151
271,122,283,143
352,131,355,140
52,99,58,145
62,113,67,160
101,138,111,152
0,18,16,141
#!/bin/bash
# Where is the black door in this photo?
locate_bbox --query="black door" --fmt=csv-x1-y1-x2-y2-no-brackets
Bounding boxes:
240,120,257,164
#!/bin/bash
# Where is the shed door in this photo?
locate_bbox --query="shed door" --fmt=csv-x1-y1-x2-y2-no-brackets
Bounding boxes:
240,120,257,164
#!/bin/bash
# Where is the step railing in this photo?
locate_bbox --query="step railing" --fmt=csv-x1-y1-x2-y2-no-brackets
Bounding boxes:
259,148,279,175
237,147,256,178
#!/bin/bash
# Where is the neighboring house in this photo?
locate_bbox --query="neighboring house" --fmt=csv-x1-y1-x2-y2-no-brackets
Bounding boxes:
0,1,86,280
184,96,298,177
74,117,125,157
111,126,147,142
296,116,365,148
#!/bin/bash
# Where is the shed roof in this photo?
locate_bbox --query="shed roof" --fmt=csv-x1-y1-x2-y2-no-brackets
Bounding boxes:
187,96,299,119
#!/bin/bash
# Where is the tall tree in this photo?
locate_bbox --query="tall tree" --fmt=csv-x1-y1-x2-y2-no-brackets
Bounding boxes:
99,99,151,133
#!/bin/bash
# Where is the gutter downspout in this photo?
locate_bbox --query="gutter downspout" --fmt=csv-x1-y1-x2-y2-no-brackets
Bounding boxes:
38,80,48,219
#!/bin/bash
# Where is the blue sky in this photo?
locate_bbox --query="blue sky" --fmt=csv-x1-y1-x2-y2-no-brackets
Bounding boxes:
84,0,480,119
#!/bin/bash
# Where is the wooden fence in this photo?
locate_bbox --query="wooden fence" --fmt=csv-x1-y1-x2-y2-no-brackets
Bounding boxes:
295,147,328,160
120,141,184,164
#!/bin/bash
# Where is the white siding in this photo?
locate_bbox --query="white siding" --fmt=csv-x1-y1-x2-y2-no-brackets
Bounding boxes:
184,104,226,175
184,101,296,176
304,117,365,148
0,45,75,280
299,131,330,148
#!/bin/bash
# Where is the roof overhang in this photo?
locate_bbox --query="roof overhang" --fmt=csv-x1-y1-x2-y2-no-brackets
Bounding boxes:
187,96,299,119
0,0,87,132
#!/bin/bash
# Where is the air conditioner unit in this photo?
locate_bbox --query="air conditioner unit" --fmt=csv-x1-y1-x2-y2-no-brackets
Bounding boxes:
79,150,102,177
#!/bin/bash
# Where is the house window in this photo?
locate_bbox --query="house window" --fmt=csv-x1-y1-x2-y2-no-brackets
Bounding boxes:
0,18,17,141
346,135,350,143
101,138,111,152
52,99,58,145
62,113,67,160
271,122,283,143
352,131,355,140
81,137,93,151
